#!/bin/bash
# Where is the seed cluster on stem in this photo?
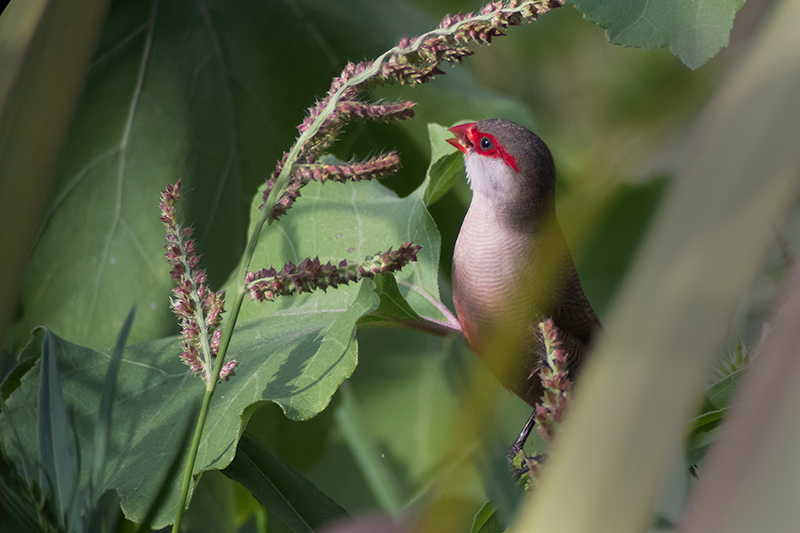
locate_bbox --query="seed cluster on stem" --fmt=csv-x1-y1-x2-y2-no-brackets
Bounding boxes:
261,0,564,224
164,3,564,529
534,318,572,441
245,243,422,302
514,319,573,488
159,179,236,384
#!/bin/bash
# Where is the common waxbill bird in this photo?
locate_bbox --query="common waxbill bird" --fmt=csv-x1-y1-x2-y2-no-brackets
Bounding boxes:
447,119,601,455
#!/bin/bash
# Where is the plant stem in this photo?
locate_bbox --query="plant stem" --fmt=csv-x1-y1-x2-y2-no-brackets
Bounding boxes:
263,0,548,215
170,218,258,531
170,2,552,527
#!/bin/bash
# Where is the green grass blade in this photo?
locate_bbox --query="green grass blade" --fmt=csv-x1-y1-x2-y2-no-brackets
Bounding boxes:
38,331,77,529
223,432,349,532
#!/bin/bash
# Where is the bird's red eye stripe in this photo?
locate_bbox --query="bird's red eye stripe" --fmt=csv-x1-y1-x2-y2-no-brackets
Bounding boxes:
466,129,518,173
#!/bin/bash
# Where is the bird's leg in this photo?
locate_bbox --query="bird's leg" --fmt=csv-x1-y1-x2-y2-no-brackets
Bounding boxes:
506,410,536,469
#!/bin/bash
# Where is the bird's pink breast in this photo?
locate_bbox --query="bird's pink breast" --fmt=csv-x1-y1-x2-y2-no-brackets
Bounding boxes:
452,197,535,356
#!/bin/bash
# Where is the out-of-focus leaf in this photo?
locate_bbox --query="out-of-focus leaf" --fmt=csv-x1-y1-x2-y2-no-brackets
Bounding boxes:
570,176,670,317
472,501,505,533
569,0,747,69
224,432,349,533
334,382,404,515
308,326,533,525
0,0,110,347
517,0,800,529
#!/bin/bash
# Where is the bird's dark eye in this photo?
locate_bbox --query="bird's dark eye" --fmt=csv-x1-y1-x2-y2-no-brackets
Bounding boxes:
479,136,494,150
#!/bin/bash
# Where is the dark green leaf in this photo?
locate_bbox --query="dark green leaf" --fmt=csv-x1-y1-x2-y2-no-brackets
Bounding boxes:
2,279,377,528
569,0,746,69
574,177,669,317
471,501,505,533
38,331,77,529
0,463,44,533
135,404,197,533
182,471,239,533
1,334,41,402
89,308,135,509
334,382,404,515
223,432,348,533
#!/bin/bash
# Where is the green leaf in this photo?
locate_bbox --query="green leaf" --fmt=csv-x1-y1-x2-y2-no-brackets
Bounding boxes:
420,123,464,206
472,501,505,533
1,279,377,528
38,331,77,530
223,432,348,533
334,382,404,515
569,0,747,69
368,273,423,325
235,179,445,328
11,0,534,351
686,359,749,463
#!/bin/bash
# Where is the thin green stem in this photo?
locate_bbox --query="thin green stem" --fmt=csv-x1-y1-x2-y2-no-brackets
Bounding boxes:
170,2,550,528
263,0,547,215
170,219,258,531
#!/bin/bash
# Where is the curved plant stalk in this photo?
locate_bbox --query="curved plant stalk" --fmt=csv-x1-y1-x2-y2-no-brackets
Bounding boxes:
169,1,563,530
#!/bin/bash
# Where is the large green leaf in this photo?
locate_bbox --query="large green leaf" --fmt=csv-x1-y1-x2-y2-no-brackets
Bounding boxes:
223,432,349,532
569,0,746,69
235,178,445,327
2,134,447,526
10,0,535,351
0,278,377,527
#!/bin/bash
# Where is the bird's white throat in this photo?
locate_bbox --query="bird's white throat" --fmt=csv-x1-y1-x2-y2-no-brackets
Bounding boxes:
464,151,518,203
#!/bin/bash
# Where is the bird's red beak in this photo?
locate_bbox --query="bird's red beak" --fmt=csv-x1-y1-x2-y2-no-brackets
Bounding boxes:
447,122,477,154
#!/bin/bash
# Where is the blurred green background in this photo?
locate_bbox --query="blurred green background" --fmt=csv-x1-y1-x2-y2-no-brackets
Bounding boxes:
3,0,799,531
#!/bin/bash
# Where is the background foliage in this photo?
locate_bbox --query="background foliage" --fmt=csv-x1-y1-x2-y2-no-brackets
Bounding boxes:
2,0,799,532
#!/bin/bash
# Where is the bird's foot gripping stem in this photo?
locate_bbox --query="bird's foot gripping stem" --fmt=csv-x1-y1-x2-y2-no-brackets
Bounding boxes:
506,411,535,463
506,411,536,478
506,411,549,483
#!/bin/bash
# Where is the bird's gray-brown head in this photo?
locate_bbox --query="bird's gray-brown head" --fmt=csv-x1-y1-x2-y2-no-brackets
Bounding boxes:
447,119,556,227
